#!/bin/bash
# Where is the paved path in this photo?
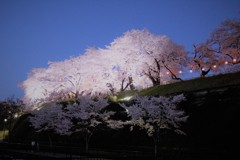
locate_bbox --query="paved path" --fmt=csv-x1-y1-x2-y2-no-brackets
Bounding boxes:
0,149,113,160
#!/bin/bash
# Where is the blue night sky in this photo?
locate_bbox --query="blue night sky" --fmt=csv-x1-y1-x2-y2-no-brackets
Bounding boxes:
0,0,240,100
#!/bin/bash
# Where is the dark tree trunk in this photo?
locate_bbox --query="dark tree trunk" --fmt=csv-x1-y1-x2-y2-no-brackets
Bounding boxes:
163,62,183,81
85,137,89,152
201,68,211,77
121,76,134,91
154,142,158,160
84,131,92,152
153,128,160,160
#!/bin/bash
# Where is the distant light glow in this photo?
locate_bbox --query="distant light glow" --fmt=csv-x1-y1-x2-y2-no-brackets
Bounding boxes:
166,71,170,75
189,70,193,73
213,65,217,68
225,61,228,65
4,119,7,122
179,70,182,74
14,113,18,118
110,95,118,102
233,59,237,63
201,68,205,71
119,96,133,101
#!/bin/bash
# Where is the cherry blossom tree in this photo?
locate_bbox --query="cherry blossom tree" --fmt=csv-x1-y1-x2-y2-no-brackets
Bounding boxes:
120,94,187,159
20,59,82,109
190,44,221,77
21,29,187,109
189,19,240,77
63,95,112,151
210,19,240,62
105,30,187,87
29,95,113,151
209,19,240,73
21,48,114,109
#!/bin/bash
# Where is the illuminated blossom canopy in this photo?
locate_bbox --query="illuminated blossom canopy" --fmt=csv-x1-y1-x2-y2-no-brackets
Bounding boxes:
120,94,187,158
21,29,187,109
29,95,113,151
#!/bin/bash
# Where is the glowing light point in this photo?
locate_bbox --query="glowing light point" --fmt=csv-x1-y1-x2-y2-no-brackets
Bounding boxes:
225,61,228,65
179,70,182,74
233,59,237,63
14,113,18,118
213,65,217,68
166,71,170,75
119,96,133,101
201,68,205,71
189,70,193,73
4,119,7,122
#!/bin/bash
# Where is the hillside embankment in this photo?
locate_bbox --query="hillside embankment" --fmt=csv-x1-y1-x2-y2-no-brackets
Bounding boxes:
5,72,240,159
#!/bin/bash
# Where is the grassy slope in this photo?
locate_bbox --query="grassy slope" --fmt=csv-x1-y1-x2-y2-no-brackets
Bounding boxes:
0,130,9,141
117,71,240,99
